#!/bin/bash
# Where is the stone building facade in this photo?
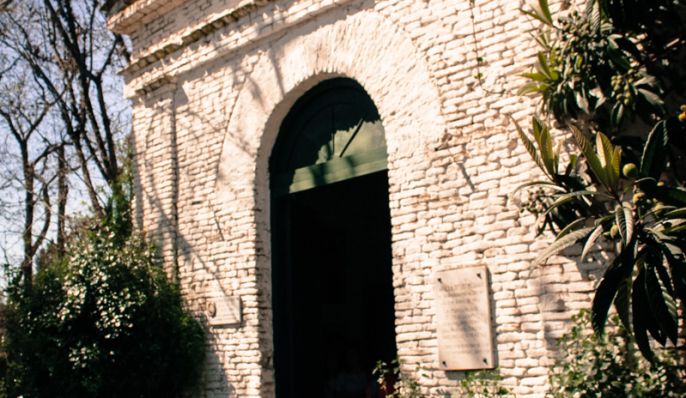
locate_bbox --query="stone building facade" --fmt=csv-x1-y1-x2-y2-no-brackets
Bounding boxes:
107,0,601,396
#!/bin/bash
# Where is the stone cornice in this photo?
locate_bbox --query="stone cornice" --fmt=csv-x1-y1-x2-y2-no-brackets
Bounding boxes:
122,0,266,76
123,0,353,98
107,0,186,35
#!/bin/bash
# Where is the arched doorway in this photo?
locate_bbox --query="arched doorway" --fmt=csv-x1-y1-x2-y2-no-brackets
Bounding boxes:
270,78,397,398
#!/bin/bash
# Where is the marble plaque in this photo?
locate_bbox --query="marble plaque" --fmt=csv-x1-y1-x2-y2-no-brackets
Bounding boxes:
206,295,242,327
433,266,494,370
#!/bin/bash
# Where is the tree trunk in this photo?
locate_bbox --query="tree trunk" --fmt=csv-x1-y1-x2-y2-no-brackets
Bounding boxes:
57,144,68,256
21,147,33,290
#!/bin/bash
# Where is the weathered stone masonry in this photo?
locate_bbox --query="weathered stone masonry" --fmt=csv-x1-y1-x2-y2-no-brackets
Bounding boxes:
108,0,604,396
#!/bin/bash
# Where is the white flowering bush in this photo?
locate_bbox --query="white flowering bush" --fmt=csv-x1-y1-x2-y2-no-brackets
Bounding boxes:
2,224,205,398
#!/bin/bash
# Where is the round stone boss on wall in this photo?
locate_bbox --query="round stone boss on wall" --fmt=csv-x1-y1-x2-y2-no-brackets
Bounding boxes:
212,9,447,397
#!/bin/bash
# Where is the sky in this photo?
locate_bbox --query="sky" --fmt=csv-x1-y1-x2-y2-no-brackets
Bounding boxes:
0,0,132,269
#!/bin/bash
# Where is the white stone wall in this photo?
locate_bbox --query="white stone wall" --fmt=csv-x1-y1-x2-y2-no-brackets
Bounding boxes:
109,0,603,396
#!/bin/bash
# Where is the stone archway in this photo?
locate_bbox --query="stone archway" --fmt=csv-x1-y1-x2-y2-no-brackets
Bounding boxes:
212,9,447,397
269,77,396,397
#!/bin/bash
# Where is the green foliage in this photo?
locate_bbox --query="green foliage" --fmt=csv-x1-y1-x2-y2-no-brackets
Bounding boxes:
1,223,205,398
517,0,686,360
373,359,426,398
104,135,136,245
372,361,512,398
454,370,511,398
549,310,685,397
519,0,684,134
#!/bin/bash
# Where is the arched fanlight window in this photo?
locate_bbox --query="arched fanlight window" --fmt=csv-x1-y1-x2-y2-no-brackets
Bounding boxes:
270,78,387,196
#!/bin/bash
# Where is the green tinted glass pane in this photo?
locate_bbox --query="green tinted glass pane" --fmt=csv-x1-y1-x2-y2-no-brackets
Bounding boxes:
270,78,386,196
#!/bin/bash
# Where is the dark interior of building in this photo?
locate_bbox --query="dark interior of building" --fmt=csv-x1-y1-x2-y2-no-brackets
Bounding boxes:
272,171,397,398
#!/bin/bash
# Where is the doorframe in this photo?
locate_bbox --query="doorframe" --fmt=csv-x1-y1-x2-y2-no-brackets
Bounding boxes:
269,78,394,397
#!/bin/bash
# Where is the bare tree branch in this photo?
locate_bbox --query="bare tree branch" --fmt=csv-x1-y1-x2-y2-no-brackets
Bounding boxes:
0,0,129,285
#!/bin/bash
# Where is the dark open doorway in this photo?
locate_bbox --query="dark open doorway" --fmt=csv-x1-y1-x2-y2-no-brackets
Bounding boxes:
270,78,396,397
272,171,397,398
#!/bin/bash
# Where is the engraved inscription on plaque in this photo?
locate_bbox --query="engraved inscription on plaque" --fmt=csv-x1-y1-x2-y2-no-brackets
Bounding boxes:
206,296,242,327
206,279,242,327
433,266,494,370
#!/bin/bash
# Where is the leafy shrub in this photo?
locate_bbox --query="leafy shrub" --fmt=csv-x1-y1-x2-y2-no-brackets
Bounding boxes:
548,310,685,397
373,360,511,398
517,0,686,360
1,224,205,398
454,370,511,398
520,0,684,135
373,359,426,398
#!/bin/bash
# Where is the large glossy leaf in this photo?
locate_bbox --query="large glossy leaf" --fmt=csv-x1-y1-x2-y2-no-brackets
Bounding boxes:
643,208,677,230
534,31,551,49
580,224,605,262
613,278,632,335
522,72,550,82
664,221,686,235
555,174,588,192
654,186,686,206
533,226,595,266
645,254,678,345
596,132,619,189
634,75,657,87
632,269,655,361
596,132,612,169
614,204,633,247
654,258,675,297
638,180,686,207
536,0,553,24
521,0,553,26
541,191,606,221
521,9,550,26
607,45,631,72
575,131,609,188
555,217,589,241
590,87,606,110
591,238,635,335
575,90,590,113
551,190,608,205
611,146,621,183
640,121,668,179
533,118,558,176
518,82,547,95
563,154,579,177
661,242,686,303
512,181,565,195
513,119,546,174
638,88,664,110
622,205,633,242
570,125,593,155
611,102,625,126
663,207,686,220
537,53,556,80
631,253,668,347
